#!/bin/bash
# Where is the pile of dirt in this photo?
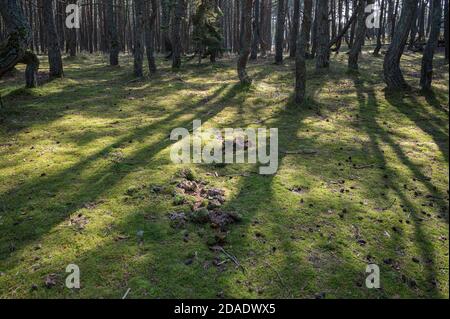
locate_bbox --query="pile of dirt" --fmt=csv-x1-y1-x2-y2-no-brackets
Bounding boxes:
168,170,242,249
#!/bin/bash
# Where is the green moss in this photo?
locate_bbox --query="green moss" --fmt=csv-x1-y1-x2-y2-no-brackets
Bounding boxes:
0,51,448,299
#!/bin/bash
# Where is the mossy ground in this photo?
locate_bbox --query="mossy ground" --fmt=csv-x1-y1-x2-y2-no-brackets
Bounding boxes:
0,50,448,298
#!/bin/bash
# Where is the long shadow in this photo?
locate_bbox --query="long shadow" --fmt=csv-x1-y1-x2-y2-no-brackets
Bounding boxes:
353,75,444,298
384,91,449,165
0,81,244,271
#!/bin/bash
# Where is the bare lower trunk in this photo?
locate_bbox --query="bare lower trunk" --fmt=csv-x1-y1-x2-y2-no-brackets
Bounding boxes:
107,0,119,66
146,0,158,74
316,0,330,69
444,0,449,61
172,0,185,69
275,0,286,64
0,0,39,88
374,0,386,56
295,0,313,104
348,0,369,70
290,0,301,58
22,51,39,88
420,0,442,90
383,0,417,90
250,0,260,60
237,0,253,84
134,0,145,76
43,0,63,78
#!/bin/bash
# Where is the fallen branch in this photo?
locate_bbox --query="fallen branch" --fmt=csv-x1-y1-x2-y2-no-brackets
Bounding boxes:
263,261,293,298
219,247,246,273
283,149,318,155
122,288,131,299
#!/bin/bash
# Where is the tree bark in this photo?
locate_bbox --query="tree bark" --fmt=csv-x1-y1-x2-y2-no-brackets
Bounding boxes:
295,0,313,104
316,0,330,69
133,0,144,76
145,0,158,74
348,0,369,70
250,0,260,60
444,0,449,61
237,0,252,84
289,0,301,58
172,0,185,69
420,0,442,90
374,0,386,56
383,0,417,90
260,0,272,57
275,0,286,64
43,0,63,78
107,0,119,66
0,0,32,77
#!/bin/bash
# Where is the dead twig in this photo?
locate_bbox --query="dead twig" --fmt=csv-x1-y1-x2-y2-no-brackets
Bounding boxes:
219,247,246,273
263,261,293,298
283,149,318,155
122,288,131,299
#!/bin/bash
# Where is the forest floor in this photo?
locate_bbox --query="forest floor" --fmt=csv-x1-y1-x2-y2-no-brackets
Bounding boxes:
0,50,448,299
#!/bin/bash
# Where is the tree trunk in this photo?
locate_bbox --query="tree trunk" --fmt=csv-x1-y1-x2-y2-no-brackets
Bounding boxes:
275,0,286,64
237,0,252,84
420,0,442,90
407,1,419,50
172,0,185,69
348,0,369,70
383,0,417,90
161,0,173,53
374,0,386,56
22,50,39,88
260,0,272,57
133,0,144,76
316,0,330,69
445,0,449,61
0,0,32,77
295,0,313,104
250,0,260,60
67,11,77,57
289,0,301,58
43,0,63,78
145,0,158,74
107,0,119,66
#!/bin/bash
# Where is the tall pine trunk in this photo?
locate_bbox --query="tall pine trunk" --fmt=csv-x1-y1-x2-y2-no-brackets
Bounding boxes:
250,0,260,60
295,0,313,104
420,0,442,90
275,0,286,64
172,0,185,69
374,0,386,56
289,0,301,58
43,0,63,78
316,0,330,69
133,0,144,76
383,0,416,90
348,0,369,70
237,0,253,84
145,0,158,74
107,0,119,66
